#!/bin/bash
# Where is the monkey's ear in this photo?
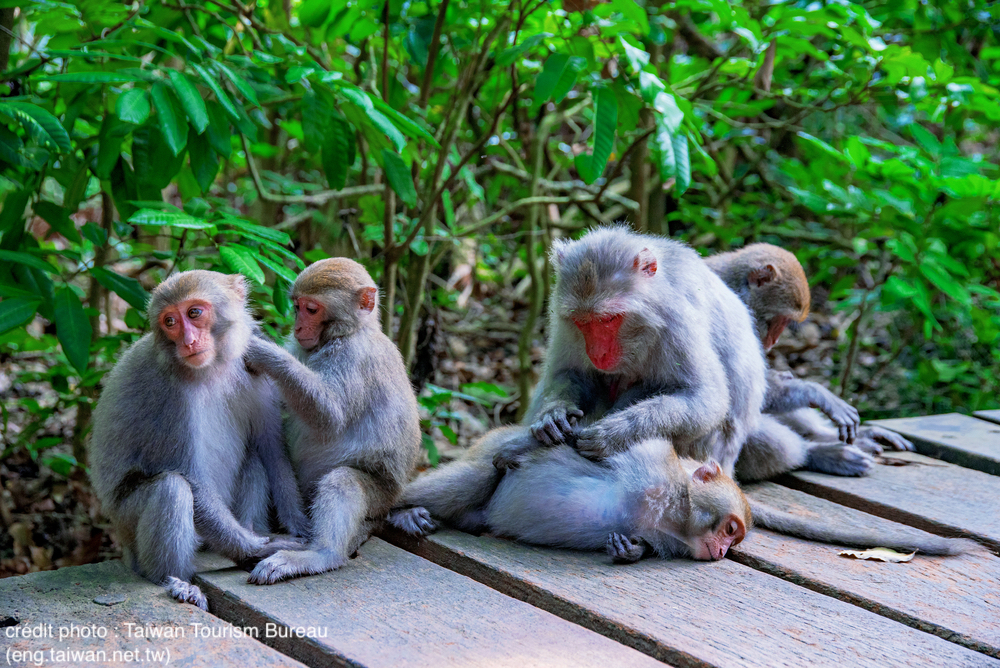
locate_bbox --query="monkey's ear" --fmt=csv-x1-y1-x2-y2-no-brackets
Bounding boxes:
692,461,723,483
358,286,377,314
632,248,657,277
550,240,568,268
747,264,777,288
229,274,249,302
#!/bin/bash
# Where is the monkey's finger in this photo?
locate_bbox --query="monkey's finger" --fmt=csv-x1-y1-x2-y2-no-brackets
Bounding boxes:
543,420,565,444
567,409,584,425
555,414,575,437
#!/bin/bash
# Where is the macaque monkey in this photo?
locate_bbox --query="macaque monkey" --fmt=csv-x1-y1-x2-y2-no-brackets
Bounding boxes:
89,271,309,610
243,258,421,584
393,427,750,562
512,226,767,476
390,426,962,557
704,244,912,482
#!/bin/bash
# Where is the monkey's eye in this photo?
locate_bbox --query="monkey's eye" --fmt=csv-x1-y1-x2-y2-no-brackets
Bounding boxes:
187,307,202,319
305,305,318,315
726,521,738,536
163,316,176,327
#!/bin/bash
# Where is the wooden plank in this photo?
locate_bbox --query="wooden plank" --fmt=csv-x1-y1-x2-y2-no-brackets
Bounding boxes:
784,451,1000,552
974,409,1000,426
869,413,1000,476
734,483,1000,658
194,538,664,668
0,560,303,667
384,529,999,668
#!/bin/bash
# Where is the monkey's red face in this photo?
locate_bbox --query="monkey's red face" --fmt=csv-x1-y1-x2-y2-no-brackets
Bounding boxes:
159,299,215,368
763,315,790,350
692,515,746,561
293,297,325,350
573,313,625,371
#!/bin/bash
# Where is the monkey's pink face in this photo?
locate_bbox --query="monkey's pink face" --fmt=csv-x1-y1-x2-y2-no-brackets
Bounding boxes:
691,515,746,561
764,315,790,350
159,299,216,368
293,297,325,350
573,313,625,371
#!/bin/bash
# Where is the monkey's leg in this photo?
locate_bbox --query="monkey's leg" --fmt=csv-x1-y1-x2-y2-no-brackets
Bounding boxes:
249,467,391,584
234,453,270,534
391,458,501,534
251,384,310,537
119,473,207,610
734,416,809,483
804,443,874,477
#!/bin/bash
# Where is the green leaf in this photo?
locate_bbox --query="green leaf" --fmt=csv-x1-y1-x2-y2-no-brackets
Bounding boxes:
611,0,649,34
150,82,188,156
421,433,440,466
619,36,650,74
33,200,81,243
0,298,41,335
221,217,292,245
205,102,233,158
0,249,57,273
370,97,440,148
652,92,684,133
38,72,144,83
42,452,77,477
188,130,220,194
116,88,150,125
552,57,586,104
0,102,72,153
273,279,292,317
215,62,260,107
90,266,150,311
256,253,298,283
168,70,209,133
129,208,216,229
219,245,266,284
495,32,550,67
672,133,690,195
54,286,91,374
651,114,676,181
438,424,458,445
340,87,406,151
574,88,618,185
381,149,417,207
322,116,350,189
910,124,940,157
797,132,846,162
299,0,333,27
191,63,241,122
533,53,569,109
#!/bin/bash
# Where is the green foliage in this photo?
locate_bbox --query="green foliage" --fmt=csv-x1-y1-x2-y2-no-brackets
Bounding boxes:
1,0,999,471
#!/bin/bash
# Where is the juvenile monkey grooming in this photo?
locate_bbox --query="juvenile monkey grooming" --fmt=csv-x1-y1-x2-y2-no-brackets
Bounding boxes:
89,271,308,610
245,258,421,584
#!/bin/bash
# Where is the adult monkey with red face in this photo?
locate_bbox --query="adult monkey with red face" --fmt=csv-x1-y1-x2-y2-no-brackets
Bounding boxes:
504,226,767,475
89,271,308,610
242,258,420,584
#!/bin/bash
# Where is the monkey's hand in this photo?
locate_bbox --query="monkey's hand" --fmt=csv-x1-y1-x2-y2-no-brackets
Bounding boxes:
574,417,631,461
243,335,286,377
530,404,584,446
254,534,309,559
815,394,860,443
386,507,437,537
607,533,647,564
859,425,914,451
165,577,209,610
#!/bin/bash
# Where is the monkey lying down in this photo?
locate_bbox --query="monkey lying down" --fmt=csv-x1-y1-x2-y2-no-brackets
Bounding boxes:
389,426,962,561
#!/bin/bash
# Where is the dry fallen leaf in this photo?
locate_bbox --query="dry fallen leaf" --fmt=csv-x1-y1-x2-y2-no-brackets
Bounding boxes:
839,547,916,562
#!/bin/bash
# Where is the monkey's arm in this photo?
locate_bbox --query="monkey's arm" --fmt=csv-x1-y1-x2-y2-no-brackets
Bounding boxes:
764,372,859,443
188,480,273,558
244,336,344,432
251,394,310,537
530,369,596,445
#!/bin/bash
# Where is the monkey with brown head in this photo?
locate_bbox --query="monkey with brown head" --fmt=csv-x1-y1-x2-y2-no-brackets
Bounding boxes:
242,258,421,584
89,271,309,610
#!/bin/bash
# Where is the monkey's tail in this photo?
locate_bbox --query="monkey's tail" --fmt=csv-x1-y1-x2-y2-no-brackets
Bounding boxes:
749,501,964,556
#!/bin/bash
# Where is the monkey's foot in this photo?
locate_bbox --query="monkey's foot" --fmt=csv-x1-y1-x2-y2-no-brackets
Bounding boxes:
165,577,208,610
860,426,914,451
852,437,884,456
607,533,646,564
805,444,874,477
254,535,309,559
387,507,437,537
247,549,347,585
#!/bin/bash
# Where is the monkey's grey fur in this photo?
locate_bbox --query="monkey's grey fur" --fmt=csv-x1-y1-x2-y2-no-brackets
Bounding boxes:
244,286,420,584
518,226,767,475
89,271,308,610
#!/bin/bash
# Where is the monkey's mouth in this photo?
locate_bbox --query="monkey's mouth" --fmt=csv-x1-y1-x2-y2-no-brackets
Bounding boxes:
183,349,212,366
296,336,320,350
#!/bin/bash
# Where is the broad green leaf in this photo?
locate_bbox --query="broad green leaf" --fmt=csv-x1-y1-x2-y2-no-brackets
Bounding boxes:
205,102,233,158
371,97,440,148
910,124,940,157
0,249,58,273
216,62,259,107
54,286,91,374
90,266,149,311
340,87,406,151
129,208,216,229
134,18,202,60
38,72,144,83
672,133,690,195
638,71,665,104
273,279,292,317
42,452,77,476
219,245,266,284
611,0,649,34
256,253,298,283
0,125,23,165
33,200,81,243
168,70,209,133
382,149,417,207
533,53,570,110
619,36,650,74
651,114,676,181
188,130,220,194
150,82,188,156
552,56,586,104
116,88,150,124
192,63,241,122
322,116,350,189
574,88,618,184
0,298,40,335
221,217,292,245
495,32,550,67
920,261,971,305
652,92,684,133
0,102,72,153
299,0,334,27
797,131,846,162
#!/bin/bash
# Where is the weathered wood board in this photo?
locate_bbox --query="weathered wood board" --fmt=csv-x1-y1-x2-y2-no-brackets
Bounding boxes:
869,413,1000,476
974,410,1000,426
195,537,664,668
385,529,999,668
735,483,1000,658
0,560,303,667
784,452,1000,551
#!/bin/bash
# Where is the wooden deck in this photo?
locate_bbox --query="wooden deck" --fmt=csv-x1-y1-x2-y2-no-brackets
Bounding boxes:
3,413,1000,667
